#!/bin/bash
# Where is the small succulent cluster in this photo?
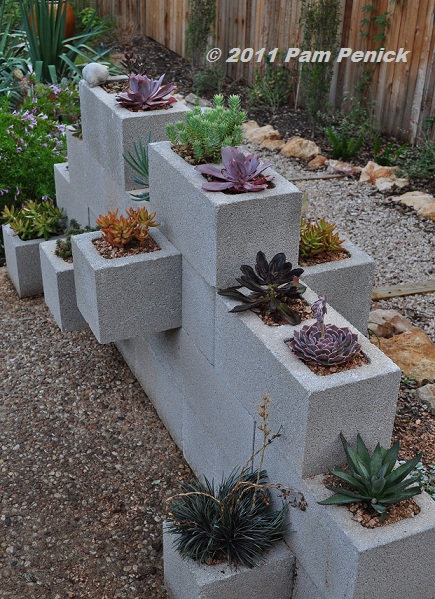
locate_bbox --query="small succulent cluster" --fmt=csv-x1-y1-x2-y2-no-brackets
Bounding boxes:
120,51,147,76
319,433,422,521
289,295,361,366
55,219,98,260
166,94,246,163
96,207,159,248
219,251,306,325
195,146,273,193
299,218,345,261
2,199,65,241
116,73,177,111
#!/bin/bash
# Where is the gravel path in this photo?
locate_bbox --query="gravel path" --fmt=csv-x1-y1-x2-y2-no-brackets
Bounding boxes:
1,146,434,598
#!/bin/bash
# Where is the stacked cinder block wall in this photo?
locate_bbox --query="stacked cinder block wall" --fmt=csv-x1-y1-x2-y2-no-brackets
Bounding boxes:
53,85,435,599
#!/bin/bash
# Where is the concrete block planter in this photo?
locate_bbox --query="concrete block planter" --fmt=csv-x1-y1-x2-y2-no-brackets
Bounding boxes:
215,287,402,480
39,239,88,332
79,78,190,191
71,229,182,343
300,238,375,334
2,224,50,298
148,141,303,288
54,163,90,227
163,523,296,599
288,475,435,599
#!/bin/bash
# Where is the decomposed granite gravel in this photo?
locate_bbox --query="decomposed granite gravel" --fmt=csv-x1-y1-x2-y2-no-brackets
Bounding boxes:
0,268,191,599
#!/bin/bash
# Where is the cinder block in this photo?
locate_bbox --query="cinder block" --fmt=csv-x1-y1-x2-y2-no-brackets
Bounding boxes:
300,238,375,333
148,141,302,288
79,79,190,190
2,224,46,297
54,163,90,227
39,239,88,332
214,288,401,479
181,257,216,364
163,523,296,599
72,229,182,343
288,475,435,599
292,561,323,599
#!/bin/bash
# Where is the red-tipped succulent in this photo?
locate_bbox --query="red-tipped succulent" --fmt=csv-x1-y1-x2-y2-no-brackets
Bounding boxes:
116,73,177,111
288,295,361,366
195,146,273,193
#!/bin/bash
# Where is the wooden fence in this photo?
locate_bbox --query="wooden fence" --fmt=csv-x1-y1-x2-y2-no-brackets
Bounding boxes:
96,0,435,142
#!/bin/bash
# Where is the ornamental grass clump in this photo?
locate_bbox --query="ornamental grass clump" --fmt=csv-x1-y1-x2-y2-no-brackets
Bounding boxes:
299,218,345,261
116,73,177,111
319,433,422,522
165,395,307,569
218,251,306,325
2,199,65,241
195,146,273,193
289,295,361,366
166,94,246,163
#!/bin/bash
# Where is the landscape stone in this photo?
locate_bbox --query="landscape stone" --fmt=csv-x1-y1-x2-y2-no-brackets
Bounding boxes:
307,155,327,170
376,327,435,385
247,124,281,144
260,138,286,151
327,159,361,176
415,383,435,414
359,161,409,190
391,191,435,221
368,309,414,338
281,137,320,161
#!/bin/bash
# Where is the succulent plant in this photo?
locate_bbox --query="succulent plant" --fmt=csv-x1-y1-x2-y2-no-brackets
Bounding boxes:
299,218,345,260
116,73,177,111
120,51,147,76
166,94,246,163
96,208,159,249
218,251,306,325
318,433,422,520
289,295,361,366
195,146,273,193
2,199,65,241
55,219,99,260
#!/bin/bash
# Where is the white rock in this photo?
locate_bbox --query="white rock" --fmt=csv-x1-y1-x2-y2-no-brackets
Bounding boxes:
82,63,110,87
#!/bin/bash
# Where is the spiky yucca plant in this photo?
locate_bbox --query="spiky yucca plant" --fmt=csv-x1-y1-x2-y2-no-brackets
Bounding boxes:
299,218,345,260
166,94,246,163
218,251,306,325
319,433,422,521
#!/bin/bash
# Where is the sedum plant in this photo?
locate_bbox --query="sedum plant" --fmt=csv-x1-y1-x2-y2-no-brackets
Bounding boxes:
289,295,360,366
195,146,273,193
299,218,345,260
319,433,422,521
2,199,65,241
218,251,306,325
96,208,158,248
55,219,98,260
166,94,246,163
165,395,306,568
116,73,177,111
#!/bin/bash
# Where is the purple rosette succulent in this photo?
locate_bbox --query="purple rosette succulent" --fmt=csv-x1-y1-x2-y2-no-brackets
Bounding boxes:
195,146,273,192
116,73,177,110
289,295,361,366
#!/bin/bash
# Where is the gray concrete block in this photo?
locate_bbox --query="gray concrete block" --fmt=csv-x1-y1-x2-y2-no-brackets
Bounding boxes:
148,141,302,288
163,523,295,599
72,229,182,343
79,79,190,190
54,163,90,227
181,257,216,364
288,475,435,599
39,239,88,332
2,224,45,297
292,561,323,599
214,288,401,479
300,237,375,333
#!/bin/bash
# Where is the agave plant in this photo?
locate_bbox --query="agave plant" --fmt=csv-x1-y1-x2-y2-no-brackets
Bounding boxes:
116,73,177,111
218,251,306,325
319,433,422,520
289,295,361,366
299,218,345,260
195,146,273,193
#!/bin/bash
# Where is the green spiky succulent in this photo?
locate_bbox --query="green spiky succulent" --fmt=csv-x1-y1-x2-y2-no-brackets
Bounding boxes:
319,433,422,520
218,251,306,325
55,220,98,261
299,218,345,260
166,94,246,163
2,199,65,241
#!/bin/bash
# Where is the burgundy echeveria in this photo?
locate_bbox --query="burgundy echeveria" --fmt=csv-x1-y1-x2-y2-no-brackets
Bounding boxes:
116,73,177,110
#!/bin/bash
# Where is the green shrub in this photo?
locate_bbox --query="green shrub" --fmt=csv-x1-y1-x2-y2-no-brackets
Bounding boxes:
249,53,293,114
326,127,364,160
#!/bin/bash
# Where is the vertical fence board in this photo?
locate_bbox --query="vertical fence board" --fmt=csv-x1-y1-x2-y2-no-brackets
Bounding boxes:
95,0,435,141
